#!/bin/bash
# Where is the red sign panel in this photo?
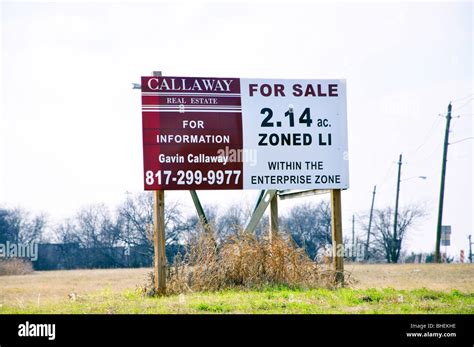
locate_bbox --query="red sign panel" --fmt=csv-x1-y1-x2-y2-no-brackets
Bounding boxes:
141,76,243,190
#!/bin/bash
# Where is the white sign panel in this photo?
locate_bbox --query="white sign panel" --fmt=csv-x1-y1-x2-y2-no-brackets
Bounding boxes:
240,79,349,189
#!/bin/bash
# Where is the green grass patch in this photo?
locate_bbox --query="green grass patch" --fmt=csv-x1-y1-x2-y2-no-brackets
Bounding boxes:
1,286,473,314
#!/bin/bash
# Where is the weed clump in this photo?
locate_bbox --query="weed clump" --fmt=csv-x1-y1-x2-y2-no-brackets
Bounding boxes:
142,230,345,295
0,258,34,276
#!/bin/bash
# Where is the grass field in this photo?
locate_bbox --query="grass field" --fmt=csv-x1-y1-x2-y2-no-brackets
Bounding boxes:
0,264,473,314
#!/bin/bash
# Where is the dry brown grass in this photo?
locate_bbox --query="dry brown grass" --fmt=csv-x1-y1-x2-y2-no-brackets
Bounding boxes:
0,264,472,309
159,232,340,295
0,258,33,276
348,263,474,292
0,268,150,308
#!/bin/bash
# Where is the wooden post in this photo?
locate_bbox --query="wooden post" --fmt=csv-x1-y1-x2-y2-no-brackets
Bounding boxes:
269,194,279,241
151,70,166,295
330,189,344,285
153,190,166,295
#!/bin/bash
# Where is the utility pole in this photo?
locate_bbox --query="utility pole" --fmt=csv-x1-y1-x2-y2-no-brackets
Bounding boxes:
393,154,402,263
469,235,473,263
365,185,376,261
435,103,452,263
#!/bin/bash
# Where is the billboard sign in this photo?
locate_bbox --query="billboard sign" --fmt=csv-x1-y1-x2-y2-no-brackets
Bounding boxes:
141,76,349,190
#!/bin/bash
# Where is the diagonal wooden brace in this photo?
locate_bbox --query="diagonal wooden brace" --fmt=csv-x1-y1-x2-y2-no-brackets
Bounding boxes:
189,190,209,227
244,190,277,234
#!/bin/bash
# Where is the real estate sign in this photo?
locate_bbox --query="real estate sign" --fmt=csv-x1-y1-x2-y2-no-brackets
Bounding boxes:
141,76,349,190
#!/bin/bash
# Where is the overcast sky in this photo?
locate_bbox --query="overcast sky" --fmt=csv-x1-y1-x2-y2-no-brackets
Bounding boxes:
1,1,472,258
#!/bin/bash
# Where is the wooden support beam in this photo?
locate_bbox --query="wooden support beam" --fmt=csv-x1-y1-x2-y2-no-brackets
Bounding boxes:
269,194,279,241
151,70,166,295
153,190,166,295
278,189,330,200
330,189,344,285
244,190,276,234
189,190,209,228
253,190,266,213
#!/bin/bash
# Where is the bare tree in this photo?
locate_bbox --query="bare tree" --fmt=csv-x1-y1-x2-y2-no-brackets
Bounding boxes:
216,203,245,239
74,204,118,249
117,193,154,249
0,208,46,244
55,218,80,244
370,205,426,263
180,204,218,240
283,201,332,260
116,192,185,257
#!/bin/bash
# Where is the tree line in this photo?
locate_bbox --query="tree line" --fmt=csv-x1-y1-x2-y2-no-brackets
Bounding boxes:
0,192,426,269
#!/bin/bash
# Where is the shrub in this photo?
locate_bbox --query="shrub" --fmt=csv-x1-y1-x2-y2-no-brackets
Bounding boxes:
0,258,34,276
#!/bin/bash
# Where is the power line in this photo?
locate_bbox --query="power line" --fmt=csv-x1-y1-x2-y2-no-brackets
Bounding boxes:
450,137,474,145
410,115,444,156
405,98,470,161
374,99,469,197
451,93,474,103
449,115,461,134
453,97,473,111
406,141,443,165
376,161,396,192
405,109,463,166
403,108,449,165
